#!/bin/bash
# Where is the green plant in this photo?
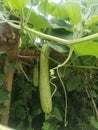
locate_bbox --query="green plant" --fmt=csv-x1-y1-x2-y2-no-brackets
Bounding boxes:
0,0,98,130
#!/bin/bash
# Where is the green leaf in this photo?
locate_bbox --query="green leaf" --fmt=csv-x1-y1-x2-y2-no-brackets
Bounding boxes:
74,41,98,56
65,1,82,24
0,1,3,11
49,18,73,32
53,107,63,121
4,0,28,11
39,1,82,25
48,42,69,53
0,89,9,103
42,122,50,130
39,1,68,20
88,16,98,27
46,28,72,53
66,75,80,91
47,28,73,40
89,116,98,129
24,7,50,29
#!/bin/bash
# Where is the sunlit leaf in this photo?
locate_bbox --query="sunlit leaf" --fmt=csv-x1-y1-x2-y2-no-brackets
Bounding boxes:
39,1,82,25
65,1,82,24
88,16,98,26
24,7,50,29
4,0,28,11
74,40,98,56
39,1,67,20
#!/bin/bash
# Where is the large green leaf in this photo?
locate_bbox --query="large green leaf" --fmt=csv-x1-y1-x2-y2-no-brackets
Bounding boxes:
47,28,73,40
65,1,82,24
48,42,69,53
39,1,82,24
74,40,98,56
39,1,68,20
4,0,51,29
49,18,73,32
4,0,28,11
46,29,71,53
24,7,50,29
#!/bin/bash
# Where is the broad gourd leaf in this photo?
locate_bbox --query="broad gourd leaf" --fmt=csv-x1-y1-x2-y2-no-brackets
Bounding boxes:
39,1,82,24
48,42,69,53
24,7,50,29
4,0,50,29
47,28,73,40
46,29,71,53
49,18,73,32
39,1,68,20
65,2,82,24
4,0,28,11
74,40,98,56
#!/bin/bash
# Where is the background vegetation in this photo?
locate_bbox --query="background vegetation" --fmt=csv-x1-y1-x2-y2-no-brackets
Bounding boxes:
0,0,98,130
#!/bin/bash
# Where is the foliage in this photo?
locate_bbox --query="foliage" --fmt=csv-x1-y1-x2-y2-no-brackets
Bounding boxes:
90,116,98,129
0,89,9,104
0,0,98,130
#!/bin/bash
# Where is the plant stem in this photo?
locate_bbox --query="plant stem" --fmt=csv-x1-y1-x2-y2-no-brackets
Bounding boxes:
52,47,73,70
57,68,68,127
24,26,98,46
65,64,98,70
70,33,98,45
6,21,98,47
24,26,71,46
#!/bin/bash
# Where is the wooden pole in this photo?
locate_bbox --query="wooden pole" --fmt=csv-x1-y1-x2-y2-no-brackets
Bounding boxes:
0,23,20,126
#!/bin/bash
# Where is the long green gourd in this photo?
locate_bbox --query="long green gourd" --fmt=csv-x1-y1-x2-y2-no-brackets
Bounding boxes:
39,44,52,114
33,64,39,87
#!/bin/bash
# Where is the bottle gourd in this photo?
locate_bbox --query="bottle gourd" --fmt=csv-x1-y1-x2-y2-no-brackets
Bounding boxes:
39,44,52,114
